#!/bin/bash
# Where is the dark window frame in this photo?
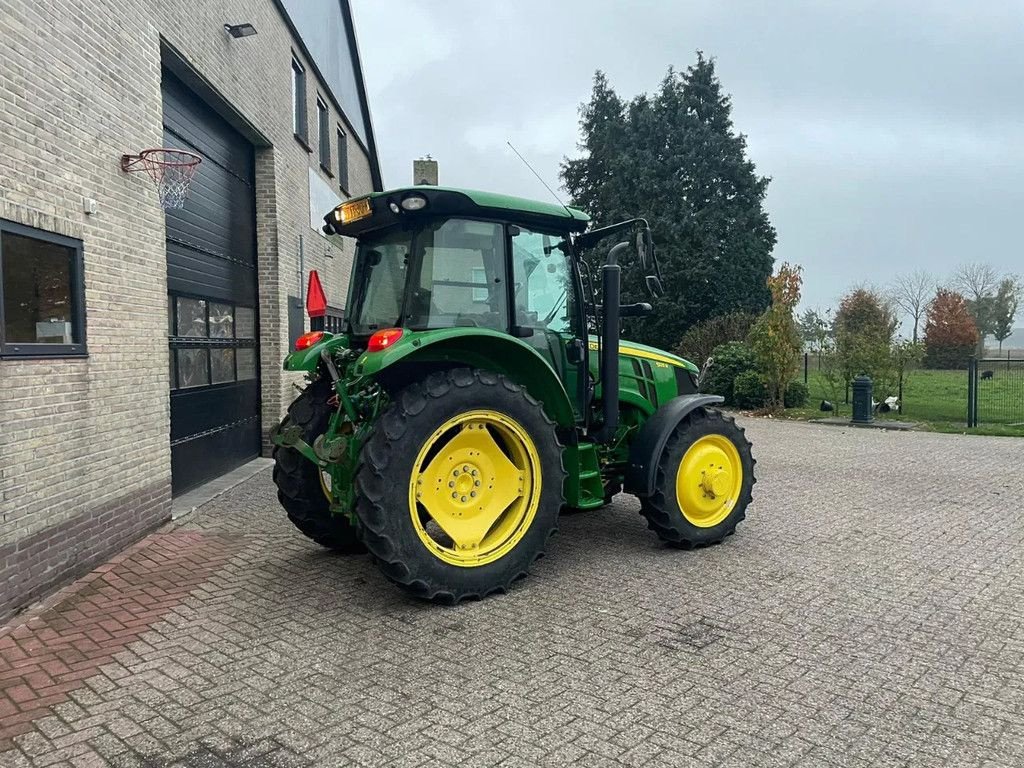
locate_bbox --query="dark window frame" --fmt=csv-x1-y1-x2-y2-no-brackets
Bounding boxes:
292,56,309,148
317,96,333,175
0,219,88,359
336,125,349,194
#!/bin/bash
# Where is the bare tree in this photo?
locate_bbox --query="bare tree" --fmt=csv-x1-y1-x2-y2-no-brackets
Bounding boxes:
889,269,934,343
953,262,1000,300
953,262,1000,354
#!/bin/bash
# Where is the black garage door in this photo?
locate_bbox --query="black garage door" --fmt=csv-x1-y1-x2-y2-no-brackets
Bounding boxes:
163,71,260,495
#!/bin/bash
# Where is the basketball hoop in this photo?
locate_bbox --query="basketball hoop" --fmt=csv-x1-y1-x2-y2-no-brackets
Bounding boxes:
121,148,202,210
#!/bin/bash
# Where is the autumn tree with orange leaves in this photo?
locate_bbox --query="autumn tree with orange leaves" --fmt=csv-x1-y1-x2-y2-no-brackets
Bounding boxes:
923,289,979,369
749,263,802,410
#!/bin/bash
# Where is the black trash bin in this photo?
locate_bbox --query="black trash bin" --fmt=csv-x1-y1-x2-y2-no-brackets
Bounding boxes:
851,375,873,424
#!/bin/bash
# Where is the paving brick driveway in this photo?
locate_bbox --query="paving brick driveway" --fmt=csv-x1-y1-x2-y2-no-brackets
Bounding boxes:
2,419,1023,767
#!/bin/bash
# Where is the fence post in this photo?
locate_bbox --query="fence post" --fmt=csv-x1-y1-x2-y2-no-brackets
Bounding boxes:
804,352,809,385
898,371,904,416
967,357,976,428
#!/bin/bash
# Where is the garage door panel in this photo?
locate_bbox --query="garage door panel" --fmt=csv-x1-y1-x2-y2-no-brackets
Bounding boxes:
170,417,261,495
166,242,256,306
163,69,260,496
162,78,253,180
164,158,255,261
170,381,260,442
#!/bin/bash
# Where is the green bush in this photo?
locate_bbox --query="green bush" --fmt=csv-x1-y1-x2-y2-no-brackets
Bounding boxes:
675,311,756,369
784,380,809,408
733,371,767,409
704,341,758,404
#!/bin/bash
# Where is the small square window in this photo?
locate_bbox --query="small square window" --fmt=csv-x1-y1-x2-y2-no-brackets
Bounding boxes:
176,297,207,337
209,302,234,338
236,348,257,380
0,220,87,358
317,97,332,173
210,348,235,384
235,306,256,338
292,57,308,145
337,127,349,193
177,348,210,388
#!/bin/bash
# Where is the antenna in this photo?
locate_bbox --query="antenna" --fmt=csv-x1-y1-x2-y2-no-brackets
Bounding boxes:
507,141,574,217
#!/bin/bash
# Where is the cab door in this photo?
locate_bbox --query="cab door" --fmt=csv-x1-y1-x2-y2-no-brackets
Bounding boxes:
509,226,586,420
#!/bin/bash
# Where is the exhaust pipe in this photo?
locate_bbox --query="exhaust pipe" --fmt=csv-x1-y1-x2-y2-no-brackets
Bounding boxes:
596,242,630,442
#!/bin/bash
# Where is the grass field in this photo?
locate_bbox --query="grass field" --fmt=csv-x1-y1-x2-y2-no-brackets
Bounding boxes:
786,364,1024,437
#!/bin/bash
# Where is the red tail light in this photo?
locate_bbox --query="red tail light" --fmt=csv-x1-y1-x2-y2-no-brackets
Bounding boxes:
367,328,403,353
295,331,324,351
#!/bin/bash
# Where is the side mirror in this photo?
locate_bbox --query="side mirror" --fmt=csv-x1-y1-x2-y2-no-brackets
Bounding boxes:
635,228,653,272
645,275,664,298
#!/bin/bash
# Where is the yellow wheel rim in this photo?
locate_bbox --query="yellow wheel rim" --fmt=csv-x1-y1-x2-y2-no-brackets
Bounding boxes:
409,410,542,567
675,434,743,528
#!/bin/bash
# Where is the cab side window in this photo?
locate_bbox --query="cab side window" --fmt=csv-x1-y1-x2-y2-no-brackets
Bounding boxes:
408,219,507,330
510,228,573,334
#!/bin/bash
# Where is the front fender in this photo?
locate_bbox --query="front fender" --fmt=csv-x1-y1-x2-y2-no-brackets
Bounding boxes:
354,328,577,427
623,394,725,497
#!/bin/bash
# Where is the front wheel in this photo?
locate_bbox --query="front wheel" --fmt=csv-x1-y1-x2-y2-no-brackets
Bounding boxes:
640,408,754,548
353,368,565,604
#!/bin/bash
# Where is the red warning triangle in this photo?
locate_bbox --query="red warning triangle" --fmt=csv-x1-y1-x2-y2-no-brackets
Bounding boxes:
306,270,327,318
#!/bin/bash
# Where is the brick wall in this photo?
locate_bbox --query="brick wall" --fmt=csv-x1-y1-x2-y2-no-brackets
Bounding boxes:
0,0,376,621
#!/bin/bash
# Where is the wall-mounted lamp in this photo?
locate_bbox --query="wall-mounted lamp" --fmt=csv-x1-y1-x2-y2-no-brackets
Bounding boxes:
224,23,258,38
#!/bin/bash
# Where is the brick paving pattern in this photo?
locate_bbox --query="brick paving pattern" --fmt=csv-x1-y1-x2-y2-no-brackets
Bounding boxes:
1,419,1022,767
0,533,239,750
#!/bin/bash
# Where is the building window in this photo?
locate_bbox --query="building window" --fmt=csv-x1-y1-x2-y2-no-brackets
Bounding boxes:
168,297,257,389
0,220,87,358
337,126,349,193
292,56,308,145
317,97,331,173
325,306,345,335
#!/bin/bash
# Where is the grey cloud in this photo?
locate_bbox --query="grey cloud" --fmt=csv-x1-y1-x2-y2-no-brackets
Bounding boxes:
352,0,1024,312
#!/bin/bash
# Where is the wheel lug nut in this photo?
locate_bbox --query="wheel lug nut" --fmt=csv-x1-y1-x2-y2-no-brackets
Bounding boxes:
470,491,476,498
451,492,457,499
461,496,467,502
471,469,478,476
448,481,454,488
454,470,460,476
463,465,469,472
474,480,480,487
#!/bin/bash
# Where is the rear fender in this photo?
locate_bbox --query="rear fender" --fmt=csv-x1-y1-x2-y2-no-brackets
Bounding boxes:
354,328,576,427
283,333,350,372
623,394,725,497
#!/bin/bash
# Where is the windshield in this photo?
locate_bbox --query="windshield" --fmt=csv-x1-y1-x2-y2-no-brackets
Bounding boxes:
348,218,509,335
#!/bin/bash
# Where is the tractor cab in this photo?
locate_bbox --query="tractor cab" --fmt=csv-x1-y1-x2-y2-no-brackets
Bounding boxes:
318,186,671,429
271,186,753,604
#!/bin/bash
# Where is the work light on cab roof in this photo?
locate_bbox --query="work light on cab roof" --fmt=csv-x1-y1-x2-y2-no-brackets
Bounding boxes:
274,184,756,605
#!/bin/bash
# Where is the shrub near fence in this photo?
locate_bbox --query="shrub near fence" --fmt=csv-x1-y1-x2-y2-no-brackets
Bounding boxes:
802,352,965,422
802,351,1024,426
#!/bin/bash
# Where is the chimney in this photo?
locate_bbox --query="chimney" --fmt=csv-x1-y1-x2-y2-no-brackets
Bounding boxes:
413,156,438,186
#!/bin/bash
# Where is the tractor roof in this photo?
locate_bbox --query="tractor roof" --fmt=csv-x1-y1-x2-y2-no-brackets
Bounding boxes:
327,186,591,238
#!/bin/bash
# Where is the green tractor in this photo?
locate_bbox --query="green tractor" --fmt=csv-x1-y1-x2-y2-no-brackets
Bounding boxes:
271,186,754,603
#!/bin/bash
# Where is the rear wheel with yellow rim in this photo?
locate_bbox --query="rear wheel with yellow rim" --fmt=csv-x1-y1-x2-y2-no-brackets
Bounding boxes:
354,368,564,603
640,408,754,548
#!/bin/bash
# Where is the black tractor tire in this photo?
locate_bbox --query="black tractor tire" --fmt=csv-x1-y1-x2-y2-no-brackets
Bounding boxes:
353,368,565,604
640,408,755,548
273,381,365,553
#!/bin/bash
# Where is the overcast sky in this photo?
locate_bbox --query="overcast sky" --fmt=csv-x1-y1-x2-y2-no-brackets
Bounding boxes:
351,1,1023,315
